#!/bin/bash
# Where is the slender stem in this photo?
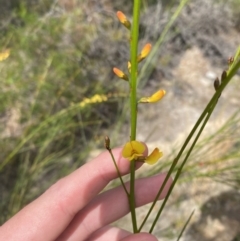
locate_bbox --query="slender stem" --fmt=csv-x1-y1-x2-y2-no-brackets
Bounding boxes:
176,210,195,241
139,100,210,231
108,149,129,196
129,160,137,232
130,0,140,140
138,49,240,231
138,157,178,231
129,0,141,233
149,99,218,233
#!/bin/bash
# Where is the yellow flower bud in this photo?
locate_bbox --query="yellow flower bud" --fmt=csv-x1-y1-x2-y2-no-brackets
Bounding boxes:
116,11,131,30
127,61,131,73
137,43,152,62
113,67,129,81
139,89,166,103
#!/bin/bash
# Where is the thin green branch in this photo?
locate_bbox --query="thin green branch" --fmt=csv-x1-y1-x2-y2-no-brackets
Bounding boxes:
139,47,240,231
129,0,141,233
107,149,129,196
176,210,195,241
130,0,140,140
149,98,219,233
129,160,137,233
138,157,177,231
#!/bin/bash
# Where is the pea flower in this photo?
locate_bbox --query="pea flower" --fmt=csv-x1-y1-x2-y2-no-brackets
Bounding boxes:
122,141,163,165
139,89,166,103
113,67,129,81
116,11,131,30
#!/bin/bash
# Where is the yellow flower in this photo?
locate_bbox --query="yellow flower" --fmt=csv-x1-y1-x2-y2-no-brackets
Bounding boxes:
116,11,131,30
113,67,129,81
127,61,131,73
79,94,108,107
0,49,10,62
139,89,166,103
137,43,152,62
122,141,145,161
122,141,162,165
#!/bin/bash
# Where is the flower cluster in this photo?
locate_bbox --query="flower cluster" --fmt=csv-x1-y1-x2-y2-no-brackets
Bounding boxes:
79,94,108,108
113,11,166,105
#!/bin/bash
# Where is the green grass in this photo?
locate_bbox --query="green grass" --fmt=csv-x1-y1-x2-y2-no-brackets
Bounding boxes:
144,107,240,189
0,1,126,223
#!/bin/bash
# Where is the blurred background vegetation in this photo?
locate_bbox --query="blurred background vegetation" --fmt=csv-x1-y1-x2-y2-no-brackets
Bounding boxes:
0,0,240,239
0,0,131,222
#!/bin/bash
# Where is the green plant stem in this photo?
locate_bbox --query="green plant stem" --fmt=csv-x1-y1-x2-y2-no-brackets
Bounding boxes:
129,0,141,233
108,149,129,196
176,210,195,241
149,98,219,233
138,158,178,231
130,0,140,140
129,160,137,232
139,97,212,231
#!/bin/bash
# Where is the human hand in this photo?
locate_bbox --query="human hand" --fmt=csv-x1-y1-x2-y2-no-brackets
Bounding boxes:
0,145,172,241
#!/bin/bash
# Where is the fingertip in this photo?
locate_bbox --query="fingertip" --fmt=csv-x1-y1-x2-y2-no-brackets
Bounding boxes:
141,142,149,157
121,232,158,241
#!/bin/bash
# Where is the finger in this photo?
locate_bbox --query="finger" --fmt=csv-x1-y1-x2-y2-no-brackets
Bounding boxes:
87,225,157,241
86,225,130,241
57,173,172,241
120,233,158,241
0,147,147,241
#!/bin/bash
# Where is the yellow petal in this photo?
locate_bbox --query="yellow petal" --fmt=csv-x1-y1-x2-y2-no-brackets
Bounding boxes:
122,141,145,161
122,142,133,159
149,90,166,103
131,153,144,161
145,148,163,165
130,141,145,154
139,90,166,103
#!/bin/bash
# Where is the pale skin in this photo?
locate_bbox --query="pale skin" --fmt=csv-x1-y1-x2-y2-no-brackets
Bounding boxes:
0,145,172,241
